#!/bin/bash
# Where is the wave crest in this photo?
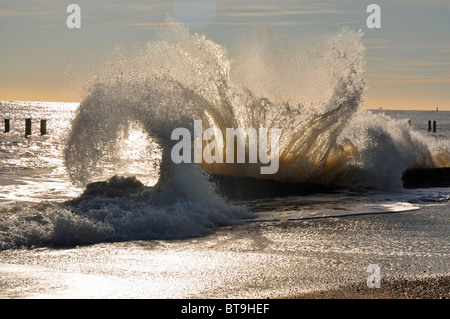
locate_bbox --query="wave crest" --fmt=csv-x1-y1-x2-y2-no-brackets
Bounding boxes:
64,22,442,191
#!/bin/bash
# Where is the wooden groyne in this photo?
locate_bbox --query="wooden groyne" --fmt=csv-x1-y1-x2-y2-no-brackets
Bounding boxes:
2,118,48,136
428,120,437,133
402,167,450,189
209,168,450,199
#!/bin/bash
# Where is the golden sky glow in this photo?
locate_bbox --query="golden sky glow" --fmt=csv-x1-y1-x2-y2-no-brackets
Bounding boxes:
1,0,449,110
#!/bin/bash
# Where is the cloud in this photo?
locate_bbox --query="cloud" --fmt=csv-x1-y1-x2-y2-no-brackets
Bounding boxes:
366,46,390,50
127,20,316,28
212,21,316,26
406,62,450,66
326,20,359,27
222,9,341,17
377,78,450,83
106,3,170,12
0,10,60,17
368,74,450,83
221,3,279,10
125,22,175,29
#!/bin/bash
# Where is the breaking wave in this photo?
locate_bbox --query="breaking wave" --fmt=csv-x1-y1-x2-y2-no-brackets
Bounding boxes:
0,169,250,250
65,22,445,190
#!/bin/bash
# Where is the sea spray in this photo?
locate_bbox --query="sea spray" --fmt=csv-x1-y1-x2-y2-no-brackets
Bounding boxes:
65,22,441,191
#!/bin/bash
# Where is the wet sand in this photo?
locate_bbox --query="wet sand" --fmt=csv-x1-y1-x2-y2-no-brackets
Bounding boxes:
294,275,449,299
0,198,448,299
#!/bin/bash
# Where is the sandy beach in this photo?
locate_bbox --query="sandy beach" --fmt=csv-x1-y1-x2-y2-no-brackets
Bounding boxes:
295,275,449,299
1,198,448,299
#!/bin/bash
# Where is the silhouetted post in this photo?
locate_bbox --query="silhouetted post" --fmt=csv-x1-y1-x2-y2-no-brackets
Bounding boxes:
4,119,10,133
25,118,32,137
428,120,432,132
40,119,47,135
433,121,436,133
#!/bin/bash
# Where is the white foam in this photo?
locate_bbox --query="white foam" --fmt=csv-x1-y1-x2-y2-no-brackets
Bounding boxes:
0,167,251,250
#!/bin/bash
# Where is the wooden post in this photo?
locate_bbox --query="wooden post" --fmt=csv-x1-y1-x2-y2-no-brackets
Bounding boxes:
433,121,436,133
40,119,47,135
25,118,32,137
4,119,10,133
428,120,432,132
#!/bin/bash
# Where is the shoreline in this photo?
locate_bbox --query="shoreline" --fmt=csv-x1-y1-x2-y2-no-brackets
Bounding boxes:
291,275,449,299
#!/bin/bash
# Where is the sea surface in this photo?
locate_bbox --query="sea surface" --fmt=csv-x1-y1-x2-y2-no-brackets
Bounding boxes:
0,101,448,223
0,101,448,298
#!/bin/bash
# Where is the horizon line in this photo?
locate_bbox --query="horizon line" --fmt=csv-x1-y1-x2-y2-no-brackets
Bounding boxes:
1,99,448,112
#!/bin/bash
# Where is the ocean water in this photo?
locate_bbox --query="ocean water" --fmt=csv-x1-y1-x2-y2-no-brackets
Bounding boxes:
0,24,449,298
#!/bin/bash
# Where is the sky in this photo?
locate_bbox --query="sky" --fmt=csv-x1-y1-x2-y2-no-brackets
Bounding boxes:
0,0,449,110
